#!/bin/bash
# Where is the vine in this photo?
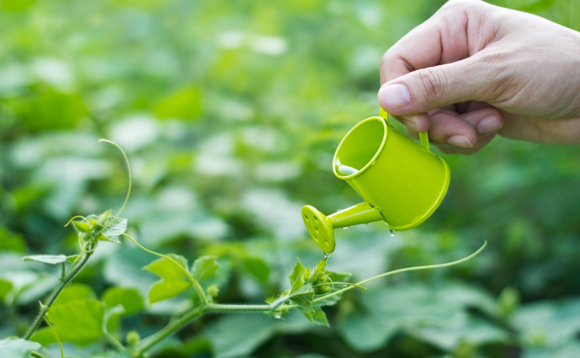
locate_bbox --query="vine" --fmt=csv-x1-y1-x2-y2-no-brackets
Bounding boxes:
10,139,487,358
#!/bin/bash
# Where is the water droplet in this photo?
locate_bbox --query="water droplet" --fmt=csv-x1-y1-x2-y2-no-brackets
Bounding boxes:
389,229,396,237
323,252,330,259
335,158,359,176
342,227,349,230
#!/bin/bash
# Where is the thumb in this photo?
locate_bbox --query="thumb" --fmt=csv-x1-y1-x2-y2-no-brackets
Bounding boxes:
378,57,494,116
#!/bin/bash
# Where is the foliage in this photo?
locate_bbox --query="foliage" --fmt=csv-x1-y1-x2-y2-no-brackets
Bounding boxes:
1,0,580,357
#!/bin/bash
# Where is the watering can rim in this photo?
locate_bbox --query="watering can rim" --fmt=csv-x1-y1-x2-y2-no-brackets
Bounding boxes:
332,115,388,180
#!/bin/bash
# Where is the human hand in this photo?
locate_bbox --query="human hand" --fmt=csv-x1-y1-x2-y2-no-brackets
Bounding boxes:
378,0,580,154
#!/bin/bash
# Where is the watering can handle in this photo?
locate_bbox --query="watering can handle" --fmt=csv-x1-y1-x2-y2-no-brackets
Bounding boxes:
379,108,430,151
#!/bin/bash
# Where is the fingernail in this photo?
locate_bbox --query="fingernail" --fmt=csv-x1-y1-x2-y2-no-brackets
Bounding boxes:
447,135,473,148
403,120,420,132
477,116,502,134
379,84,411,110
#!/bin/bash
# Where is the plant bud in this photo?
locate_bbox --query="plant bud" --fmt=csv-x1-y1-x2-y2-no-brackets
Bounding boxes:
126,331,140,346
314,276,333,294
72,221,93,233
207,285,219,298
96,234,110,242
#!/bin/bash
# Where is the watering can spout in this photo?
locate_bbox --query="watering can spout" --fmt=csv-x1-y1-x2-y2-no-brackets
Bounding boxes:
302,202,384,253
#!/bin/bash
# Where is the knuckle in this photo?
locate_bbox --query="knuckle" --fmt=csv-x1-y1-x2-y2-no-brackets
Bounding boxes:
439,0,471,14
438,0,487,20
442,0,478,11
415,67,448,103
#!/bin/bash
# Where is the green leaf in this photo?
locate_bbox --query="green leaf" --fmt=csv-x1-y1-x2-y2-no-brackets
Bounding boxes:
52,283,96,306
0,279,13,302
497,287,520,319
102,287,144,315
11,89,87,132
22,254,67,265
514,298,580,347
311,306,329,327
411,318,508,351
314,256,327,276
103,247,157,296
99,217,128,244
206,315,273,358
13,273,59,306
0,338,41,358
0,226,27,253
205,311,311,358
337,283,500,352
31,299,105,346
288,259,307,288
104,304,126,333
1,0,35,11
271,256,353,323
154,87,201,121
191,255,220,282
143,254,191,304
244,256,270,283
339,311,398,352
288,284,315,310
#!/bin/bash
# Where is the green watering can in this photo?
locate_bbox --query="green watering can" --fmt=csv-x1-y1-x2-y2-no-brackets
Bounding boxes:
302,109,450,253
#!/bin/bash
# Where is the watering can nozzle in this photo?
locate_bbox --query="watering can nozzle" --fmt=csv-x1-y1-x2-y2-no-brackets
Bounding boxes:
302,202,385,253
302,205,336,253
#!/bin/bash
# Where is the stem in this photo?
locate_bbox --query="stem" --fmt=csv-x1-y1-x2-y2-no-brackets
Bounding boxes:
205,303,272,312
312,282,367,290
60,262,66,281
98,139,132,217
312,241,487,304
136,305,205,356
104,332,125,351
30,353,47,358
123,233,207,305
23,252,93,339
63,249,86,277
44,317,64,358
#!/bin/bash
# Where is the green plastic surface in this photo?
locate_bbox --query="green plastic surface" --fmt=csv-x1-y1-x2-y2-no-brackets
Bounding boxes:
303,110,450,252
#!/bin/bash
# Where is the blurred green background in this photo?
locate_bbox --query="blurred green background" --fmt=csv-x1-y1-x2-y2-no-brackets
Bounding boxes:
1,0,580,357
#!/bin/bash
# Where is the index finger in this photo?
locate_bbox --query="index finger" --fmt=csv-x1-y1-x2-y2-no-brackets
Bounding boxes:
380,2,471,84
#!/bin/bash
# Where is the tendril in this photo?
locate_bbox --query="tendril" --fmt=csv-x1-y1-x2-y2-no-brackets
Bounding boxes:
313,241,488,304
64,215,87,227
98,139,132,217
